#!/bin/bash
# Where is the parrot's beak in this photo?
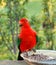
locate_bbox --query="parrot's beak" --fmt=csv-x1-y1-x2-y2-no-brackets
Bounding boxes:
19,24,23,27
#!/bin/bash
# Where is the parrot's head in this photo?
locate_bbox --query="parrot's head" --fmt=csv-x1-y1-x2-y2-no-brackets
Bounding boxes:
19,18,30,28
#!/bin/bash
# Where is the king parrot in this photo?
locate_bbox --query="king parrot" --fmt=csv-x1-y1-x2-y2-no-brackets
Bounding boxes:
17,18,38,60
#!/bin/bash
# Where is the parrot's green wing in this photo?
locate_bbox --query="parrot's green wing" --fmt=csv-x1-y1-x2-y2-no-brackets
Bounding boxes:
32,35,39,52
36,35,39,43
16,37,21,48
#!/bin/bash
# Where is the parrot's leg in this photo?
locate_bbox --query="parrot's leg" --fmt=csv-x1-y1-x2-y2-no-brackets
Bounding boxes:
25,48,36,57
24,52,30,57
25,49,36,57
24,50,32,57
32,48,36,52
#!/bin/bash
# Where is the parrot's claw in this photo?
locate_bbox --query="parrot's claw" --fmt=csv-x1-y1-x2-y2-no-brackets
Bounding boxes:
26,50,36,57
32,48,36,52
26,51,32,56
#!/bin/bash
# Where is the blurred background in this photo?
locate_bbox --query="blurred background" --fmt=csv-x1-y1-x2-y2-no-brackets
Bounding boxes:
0,0,56,60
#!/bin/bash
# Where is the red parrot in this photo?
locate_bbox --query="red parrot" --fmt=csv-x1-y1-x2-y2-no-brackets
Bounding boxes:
17,18,38,60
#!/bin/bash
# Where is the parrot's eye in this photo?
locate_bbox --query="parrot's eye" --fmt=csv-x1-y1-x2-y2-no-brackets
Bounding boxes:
19,24,23,27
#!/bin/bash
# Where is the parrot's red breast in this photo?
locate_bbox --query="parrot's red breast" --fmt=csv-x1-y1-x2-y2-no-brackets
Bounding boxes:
18,18,37,52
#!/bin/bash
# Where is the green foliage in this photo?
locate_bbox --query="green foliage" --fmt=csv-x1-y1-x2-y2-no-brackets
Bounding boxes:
0,0,28,60
16,37,21,48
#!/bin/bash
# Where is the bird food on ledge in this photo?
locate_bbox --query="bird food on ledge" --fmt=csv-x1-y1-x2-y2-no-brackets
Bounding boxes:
21,50,56,65
23,53,56,61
